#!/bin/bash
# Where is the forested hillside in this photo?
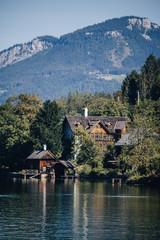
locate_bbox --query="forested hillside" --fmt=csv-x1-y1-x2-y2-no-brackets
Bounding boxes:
0,16,160,103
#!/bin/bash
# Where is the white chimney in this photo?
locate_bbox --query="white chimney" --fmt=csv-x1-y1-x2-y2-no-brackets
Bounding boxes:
83,107,88,117
43,144,47,151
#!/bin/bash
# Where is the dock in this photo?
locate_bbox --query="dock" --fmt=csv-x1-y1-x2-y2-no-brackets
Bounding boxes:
112,178,122,185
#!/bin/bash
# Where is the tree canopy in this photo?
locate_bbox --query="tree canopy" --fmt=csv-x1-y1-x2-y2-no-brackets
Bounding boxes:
0,54,159,182
122,55,160,104
0,94,42,170
30,100,63,158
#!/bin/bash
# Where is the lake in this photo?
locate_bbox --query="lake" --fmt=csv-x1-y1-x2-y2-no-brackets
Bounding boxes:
0,178,159,240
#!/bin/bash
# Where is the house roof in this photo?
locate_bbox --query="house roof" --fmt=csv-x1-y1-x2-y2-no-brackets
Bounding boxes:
26,150,57,161
115,132,138,146
58,160,75,168
64,115,128,134
115,121,126,130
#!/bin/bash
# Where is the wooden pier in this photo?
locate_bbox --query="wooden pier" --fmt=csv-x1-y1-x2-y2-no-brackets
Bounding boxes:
112,178,122,185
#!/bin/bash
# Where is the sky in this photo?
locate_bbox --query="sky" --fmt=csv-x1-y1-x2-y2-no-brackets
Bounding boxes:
0,0,160,51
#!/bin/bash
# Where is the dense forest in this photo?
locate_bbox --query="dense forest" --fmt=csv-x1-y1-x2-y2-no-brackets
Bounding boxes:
0,55,160,183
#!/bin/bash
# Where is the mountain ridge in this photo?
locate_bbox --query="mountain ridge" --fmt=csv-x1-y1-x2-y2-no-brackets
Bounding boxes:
0,16,160,103
0,36,58,69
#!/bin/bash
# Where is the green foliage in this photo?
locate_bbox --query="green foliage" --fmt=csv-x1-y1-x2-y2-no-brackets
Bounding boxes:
118,137,160,176
103,144,116,168
122,55,160,104
141,54,157,99
0,53,159,179
6,93,42,123
149,154,160,175
30,100,63,158
76,164,92,176
122,70,140,104
0,94,42,170
118,99,160,177
57,90,129,117
72,128,103,169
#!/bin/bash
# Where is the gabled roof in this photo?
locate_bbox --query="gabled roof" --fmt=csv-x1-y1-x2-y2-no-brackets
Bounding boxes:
26,150,57,161
115,132,138,146
115,121,126,130
64,115,128,134
58,160,75,168
87,120,100,133
88,120,112,134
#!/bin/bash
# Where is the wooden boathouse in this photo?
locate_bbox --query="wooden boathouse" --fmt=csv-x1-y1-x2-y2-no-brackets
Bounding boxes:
26,148,75,179
26,149,57,172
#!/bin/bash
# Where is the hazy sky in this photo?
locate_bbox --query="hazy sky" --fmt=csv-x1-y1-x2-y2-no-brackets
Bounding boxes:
0,0,160,51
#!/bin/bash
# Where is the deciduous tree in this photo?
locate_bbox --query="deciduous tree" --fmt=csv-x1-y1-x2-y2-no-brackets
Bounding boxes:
72,127,103,169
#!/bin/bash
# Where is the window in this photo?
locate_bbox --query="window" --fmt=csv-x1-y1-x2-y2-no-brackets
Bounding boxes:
110,136,114,142
103,134,107,139
116,129,121,133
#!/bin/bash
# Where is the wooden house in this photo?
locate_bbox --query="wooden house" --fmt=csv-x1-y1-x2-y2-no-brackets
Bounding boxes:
63,107,128,146
54,160,75,178
26,150,75,178
26,150,57,172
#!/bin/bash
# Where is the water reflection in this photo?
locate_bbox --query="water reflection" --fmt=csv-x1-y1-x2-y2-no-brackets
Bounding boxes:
0,178,160,240
73,179,79,238
42,179,46,235
82,194,88,240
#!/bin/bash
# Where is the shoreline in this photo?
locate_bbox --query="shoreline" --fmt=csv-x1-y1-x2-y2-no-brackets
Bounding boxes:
1,169,160,186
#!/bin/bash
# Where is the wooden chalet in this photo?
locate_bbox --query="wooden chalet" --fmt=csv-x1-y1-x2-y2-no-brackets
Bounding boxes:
26,150,57,172
63,107,128,146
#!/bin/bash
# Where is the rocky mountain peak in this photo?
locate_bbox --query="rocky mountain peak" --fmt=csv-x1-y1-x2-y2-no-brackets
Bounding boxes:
0,36,55,69
127,17,159,32
126,17,159,41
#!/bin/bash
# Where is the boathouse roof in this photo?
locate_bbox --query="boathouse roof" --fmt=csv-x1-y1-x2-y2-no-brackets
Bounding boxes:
58,160,75,169
26,150,57,161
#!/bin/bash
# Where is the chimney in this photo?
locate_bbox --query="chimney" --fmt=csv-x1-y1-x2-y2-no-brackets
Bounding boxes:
83,107,88,117
43,144,47,151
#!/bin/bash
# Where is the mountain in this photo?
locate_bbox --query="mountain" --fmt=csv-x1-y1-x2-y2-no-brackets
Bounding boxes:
0,36,58,69
0,16,160,103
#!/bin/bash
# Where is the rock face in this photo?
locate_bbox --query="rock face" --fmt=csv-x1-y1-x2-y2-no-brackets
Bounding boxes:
0,37,56,69
127,17,154,31
126,17,158,41
0,16,159,103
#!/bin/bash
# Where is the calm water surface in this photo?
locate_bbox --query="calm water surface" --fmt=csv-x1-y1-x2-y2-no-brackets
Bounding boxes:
0,178,159,240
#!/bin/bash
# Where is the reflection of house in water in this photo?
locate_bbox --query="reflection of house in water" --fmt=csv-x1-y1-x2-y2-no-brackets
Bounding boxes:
26,147,75,179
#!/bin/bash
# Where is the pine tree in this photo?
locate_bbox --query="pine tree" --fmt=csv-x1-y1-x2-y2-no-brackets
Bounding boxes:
122,70,139,105
30,100,63,157
141,54,157,99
